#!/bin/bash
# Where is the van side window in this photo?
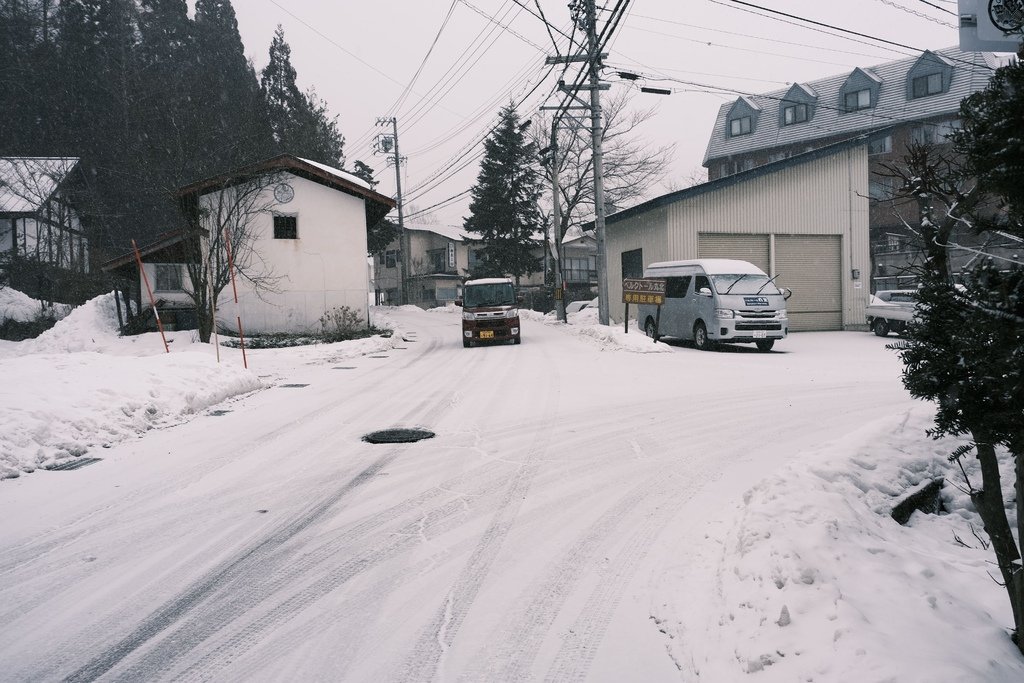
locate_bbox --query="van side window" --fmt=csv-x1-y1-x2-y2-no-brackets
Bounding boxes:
695,275,711,294
665,276,691,298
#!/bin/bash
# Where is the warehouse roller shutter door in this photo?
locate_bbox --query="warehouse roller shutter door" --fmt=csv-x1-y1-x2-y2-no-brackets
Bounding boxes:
774,234,842,331
696,233,770,273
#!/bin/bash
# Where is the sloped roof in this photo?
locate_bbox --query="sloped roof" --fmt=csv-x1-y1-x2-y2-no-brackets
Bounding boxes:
406,222,470,242
177,154,395,224
703,47,998,166
0,157,79,214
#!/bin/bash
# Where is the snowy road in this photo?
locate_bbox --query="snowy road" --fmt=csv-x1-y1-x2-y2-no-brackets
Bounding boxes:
0,309,914,681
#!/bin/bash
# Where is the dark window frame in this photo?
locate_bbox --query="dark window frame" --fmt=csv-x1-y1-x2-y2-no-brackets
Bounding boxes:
782,103,808,125
273,214,297,240
155,263,183,292
911,72,943,99
729,116,752,137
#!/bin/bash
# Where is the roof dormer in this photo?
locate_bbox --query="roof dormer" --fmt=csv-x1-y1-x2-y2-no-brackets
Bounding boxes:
839,67,883,113
906,50,954,100
778,83,818,127
725,96,761,138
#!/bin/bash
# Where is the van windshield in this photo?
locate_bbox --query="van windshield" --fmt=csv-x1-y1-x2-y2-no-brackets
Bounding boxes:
711,274,781,295
463,282,516,307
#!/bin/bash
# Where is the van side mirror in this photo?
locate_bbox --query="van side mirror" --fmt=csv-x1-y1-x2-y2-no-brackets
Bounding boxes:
698,287,713,297
517,293,525,303
455,298,463,307
782,288,792,300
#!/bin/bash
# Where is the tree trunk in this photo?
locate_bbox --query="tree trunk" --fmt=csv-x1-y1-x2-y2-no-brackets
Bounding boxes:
972,439,1024,652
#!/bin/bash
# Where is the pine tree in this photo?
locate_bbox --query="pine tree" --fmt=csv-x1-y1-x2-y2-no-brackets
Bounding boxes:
191,0,273,173
463,105,543,282
259,26,344,167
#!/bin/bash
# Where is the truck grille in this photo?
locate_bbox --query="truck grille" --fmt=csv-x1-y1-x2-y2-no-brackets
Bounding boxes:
735,322,783,331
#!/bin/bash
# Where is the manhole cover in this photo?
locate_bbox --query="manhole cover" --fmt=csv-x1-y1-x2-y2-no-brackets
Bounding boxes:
362,428,436,444
208,409,232,416
279,383,309,388
332,366,356,370
47,458,103,471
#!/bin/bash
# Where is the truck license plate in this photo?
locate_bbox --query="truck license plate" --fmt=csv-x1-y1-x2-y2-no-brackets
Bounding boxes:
753,330,767,338
480,330,494,339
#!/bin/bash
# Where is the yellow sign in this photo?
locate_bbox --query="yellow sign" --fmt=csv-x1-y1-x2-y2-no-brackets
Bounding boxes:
623,292,665,305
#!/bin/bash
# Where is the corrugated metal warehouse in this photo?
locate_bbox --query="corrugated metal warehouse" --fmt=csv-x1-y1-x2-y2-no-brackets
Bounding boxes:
605,138,871,331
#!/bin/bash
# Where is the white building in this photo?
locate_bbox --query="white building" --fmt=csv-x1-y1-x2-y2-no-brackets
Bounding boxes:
102,155,394,333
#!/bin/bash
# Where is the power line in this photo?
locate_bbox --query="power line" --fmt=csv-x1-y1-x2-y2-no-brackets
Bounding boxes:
876,0,956,27
918,0,958,16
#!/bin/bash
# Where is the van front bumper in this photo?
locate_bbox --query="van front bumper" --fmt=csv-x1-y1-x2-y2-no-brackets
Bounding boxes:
712,317,788,341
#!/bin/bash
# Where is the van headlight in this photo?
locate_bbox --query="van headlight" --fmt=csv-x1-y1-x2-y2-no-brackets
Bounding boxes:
778,310,788,319
504,308,519,319
714,308,734,319
462,311,475,321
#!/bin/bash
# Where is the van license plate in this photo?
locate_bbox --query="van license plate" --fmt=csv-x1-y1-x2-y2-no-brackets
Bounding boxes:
753,331,767,338
480,330,494,339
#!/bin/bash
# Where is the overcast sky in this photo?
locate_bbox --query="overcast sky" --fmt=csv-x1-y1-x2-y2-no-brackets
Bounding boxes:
224,0,962,227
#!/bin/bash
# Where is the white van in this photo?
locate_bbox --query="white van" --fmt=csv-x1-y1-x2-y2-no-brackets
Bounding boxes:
636,259,789,352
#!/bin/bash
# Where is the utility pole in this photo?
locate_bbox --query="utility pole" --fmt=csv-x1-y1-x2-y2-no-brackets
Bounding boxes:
545,0,611,325
544,122,567,322
584,0,610,326
375,117,409,305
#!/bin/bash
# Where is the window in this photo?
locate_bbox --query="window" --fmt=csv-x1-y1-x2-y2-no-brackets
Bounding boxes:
665,276,691,298
782,103,808,125
273,215,297,239
155,264,182,291
385,249,400,268
844,88,871,111
729,116,751,136
868,135,892,155
912,72,943,98
694,275,711,294
565,257,594,283
869,177,896,201
427,248,446,272
621,249,643,279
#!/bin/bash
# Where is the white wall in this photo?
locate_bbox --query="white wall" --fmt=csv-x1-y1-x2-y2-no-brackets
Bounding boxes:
210,173,371,333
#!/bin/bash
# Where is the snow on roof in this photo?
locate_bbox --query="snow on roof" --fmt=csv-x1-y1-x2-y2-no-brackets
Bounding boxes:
406,222,470,242
0,157,79,214
464,277,513,285
703,47,997,165
646,259,767,275
296,157,371,190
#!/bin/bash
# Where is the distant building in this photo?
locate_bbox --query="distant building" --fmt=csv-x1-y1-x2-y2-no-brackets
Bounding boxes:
702,47,1020,290
0,157,89,300
374,223,470,308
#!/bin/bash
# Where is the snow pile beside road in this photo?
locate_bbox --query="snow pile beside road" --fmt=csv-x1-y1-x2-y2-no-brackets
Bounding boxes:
545,308,673,353
659,407,1024,681
0,293,263,479
0,286,71,323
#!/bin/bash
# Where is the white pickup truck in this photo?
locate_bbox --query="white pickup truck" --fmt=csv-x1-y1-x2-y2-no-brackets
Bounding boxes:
865,290,917,337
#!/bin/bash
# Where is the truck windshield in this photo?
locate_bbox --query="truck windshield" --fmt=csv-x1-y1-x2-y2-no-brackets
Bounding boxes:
710,274,781,295
463,283,516,307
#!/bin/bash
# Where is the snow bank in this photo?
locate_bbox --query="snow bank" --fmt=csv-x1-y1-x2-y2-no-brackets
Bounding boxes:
543,308,674,353
0,286,71,323
659,407,1024,681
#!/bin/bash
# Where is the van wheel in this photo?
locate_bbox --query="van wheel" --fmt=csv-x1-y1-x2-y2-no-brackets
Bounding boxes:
755,339,775,352
872,318,890,337
644,318,658,341
693,321,714,351
513,335,521,345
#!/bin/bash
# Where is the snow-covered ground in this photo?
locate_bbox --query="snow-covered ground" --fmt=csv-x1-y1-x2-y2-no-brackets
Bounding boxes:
0,293,1021,681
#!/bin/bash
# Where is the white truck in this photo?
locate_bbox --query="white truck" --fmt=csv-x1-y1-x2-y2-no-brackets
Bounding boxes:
865,290,917,337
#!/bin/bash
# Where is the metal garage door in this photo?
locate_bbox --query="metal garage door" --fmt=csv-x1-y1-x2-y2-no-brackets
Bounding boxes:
774,235,842,331
697,233,770,273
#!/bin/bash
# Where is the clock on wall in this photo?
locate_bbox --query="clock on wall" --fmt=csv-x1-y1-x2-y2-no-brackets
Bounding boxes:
274,182,295,203
989,0,1024,33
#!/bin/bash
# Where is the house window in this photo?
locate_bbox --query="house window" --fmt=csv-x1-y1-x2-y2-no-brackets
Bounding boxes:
868,135,892,155
621,248,643,279
385,249,400,268
427,248,446,272
273,215,297,239
729,116,751,137
782,103,808,125
869,177,897,201
911,122,959,146
844,88,871,111
565,257,593,283
911,72,943,98
155,264,183,291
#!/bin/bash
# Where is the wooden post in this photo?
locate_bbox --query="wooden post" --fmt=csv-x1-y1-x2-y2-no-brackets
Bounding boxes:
624,303,629,333
654,305,662,343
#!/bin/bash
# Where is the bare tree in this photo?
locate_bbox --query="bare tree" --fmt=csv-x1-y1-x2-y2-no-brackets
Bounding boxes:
533,90,675,243
178,171,284,342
